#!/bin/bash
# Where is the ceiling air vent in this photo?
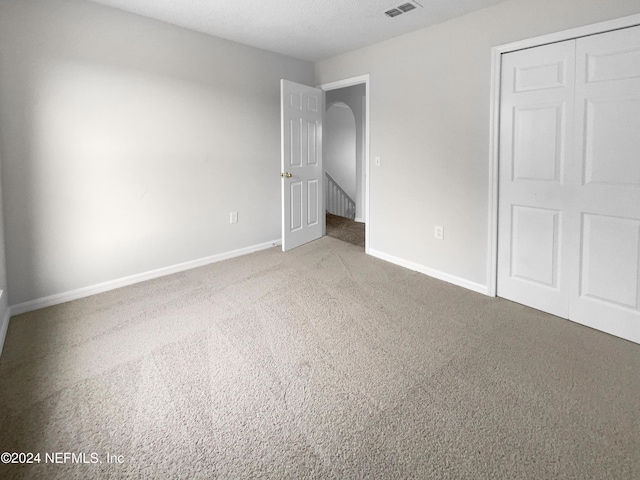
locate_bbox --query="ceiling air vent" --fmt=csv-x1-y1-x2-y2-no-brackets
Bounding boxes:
383,1,422,18
398,3,417,12
384,8,403,17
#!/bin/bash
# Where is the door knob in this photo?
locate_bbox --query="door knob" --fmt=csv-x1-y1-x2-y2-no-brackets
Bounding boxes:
280,172,292,178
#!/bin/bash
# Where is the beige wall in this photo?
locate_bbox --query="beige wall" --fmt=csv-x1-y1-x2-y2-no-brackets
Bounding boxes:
315,0,640,290
0,0,314,306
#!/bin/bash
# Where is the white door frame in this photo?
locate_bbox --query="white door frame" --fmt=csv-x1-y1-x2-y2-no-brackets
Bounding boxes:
486,13,640,297
318,74,371,254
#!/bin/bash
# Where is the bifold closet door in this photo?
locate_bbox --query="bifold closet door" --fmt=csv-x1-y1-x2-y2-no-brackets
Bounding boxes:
498,25,640,344
569,26,640,343
497,40,577,319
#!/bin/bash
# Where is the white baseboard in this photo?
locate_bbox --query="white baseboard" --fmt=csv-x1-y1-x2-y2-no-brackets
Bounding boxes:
354,217,365,223
368,249,489,295
9,239,281,316
0,295,9,358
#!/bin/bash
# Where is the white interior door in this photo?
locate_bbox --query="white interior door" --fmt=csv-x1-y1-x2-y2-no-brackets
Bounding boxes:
570,26,640,343
498,25,640,344
281,80,324,252
497,40,576,319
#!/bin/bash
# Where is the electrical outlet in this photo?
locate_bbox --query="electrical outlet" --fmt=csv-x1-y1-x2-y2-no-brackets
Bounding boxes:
230,212,238,224
434,225,444,240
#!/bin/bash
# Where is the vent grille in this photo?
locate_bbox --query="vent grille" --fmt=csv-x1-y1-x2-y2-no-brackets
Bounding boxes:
383,1,422,18
384,8,403,17
398,3,417,12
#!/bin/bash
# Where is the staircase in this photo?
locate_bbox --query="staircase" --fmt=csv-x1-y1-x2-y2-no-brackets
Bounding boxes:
325,172,356,220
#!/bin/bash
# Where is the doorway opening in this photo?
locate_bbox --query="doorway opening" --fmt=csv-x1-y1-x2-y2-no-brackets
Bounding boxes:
319,75,370,251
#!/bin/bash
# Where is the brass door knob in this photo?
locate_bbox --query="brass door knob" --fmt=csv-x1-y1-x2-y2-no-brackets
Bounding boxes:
280,172,292,178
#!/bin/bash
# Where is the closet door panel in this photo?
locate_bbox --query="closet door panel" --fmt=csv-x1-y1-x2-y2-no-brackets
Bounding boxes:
571,25,640,343
497,40,576,318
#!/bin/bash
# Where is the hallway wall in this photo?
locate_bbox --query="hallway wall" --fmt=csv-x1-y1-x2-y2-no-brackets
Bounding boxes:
326,84,366,221
325,103,356,201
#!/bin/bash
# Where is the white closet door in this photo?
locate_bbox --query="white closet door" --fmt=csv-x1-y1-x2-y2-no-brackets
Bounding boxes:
497,40,576,318
570,26,640,343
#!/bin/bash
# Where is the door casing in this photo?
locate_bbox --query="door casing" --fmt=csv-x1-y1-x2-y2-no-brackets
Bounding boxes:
318,74,371,254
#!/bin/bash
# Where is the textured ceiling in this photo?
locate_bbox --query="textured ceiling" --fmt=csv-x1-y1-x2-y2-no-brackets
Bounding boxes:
84,0,510,61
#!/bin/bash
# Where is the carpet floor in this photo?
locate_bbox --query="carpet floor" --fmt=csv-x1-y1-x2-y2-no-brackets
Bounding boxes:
325,213,365,248
0,236,638,479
